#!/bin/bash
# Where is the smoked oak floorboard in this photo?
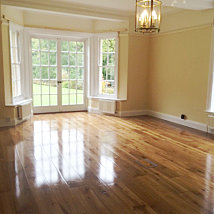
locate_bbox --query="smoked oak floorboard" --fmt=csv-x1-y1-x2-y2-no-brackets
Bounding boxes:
0,112,214,213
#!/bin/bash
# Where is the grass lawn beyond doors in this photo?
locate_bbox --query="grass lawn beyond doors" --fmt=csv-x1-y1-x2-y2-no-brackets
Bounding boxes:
33,84,84,106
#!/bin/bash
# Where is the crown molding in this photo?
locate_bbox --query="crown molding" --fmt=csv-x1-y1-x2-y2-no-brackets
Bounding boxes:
1,0,131,22
162,0,214,10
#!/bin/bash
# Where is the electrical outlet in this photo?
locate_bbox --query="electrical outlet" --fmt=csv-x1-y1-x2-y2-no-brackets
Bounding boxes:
181,114,186,120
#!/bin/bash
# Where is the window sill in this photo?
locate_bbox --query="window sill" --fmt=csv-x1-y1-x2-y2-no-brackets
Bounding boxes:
88,96,126,101
6,99,32,107
206,110,214,114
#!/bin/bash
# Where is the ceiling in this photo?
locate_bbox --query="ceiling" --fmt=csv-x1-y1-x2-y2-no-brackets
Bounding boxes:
48,0,214,11
1,0,214,22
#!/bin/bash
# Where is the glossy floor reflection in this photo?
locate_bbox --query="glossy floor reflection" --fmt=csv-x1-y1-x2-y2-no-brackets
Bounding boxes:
1,112,214,213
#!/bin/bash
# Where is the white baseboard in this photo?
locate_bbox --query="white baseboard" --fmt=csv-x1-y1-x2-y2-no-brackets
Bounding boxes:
147,110,208,133
0,115,32,128
88,108,148,117
207,127,214,135
0,119,16,128
116,110,149,117
1,108,213,135
87,107,101,114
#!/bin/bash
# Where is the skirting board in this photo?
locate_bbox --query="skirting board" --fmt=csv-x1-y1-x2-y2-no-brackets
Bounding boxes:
87,107,101,114
147,110,214,134
88,108,148,117
0,119,16,128
0,115,32,128
113,109,214,134
116,110,149,117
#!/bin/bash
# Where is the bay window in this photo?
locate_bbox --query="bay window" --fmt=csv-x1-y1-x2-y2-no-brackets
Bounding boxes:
90,33,118,99
99,37,117,96
9,22,24,103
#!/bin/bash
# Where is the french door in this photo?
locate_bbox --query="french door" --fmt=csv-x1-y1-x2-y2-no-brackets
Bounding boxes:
31,36,87,113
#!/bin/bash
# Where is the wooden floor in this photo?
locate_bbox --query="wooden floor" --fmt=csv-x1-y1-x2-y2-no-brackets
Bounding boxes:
0,112,214,214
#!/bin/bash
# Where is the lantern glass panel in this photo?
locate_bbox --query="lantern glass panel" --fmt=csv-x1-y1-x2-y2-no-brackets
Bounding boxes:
136,0,161,33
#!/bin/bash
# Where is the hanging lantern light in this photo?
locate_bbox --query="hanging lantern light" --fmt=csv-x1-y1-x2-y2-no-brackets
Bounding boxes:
135,0,162,33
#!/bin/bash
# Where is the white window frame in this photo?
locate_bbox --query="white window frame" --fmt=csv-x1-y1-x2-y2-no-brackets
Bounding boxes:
24,27,91,113
90,32,119,99
9,22,25,103
207,25,214,113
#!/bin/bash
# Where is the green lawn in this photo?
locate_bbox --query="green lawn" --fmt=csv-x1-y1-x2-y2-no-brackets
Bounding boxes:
33,84,83,106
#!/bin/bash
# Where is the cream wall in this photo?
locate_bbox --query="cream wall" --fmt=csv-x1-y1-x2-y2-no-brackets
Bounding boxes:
119,34,150,112
118,34,129,100
149,26,212,124
89,33,150,113
1,6,24,25
23,10,94,33
23,10,128,33
0,6,23,109
0,6,16,124
161,9,214,33
2,20,12,105
1,4,214,128
0,16,5,110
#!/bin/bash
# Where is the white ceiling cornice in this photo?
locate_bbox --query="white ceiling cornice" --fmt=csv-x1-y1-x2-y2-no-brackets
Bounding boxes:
1,0,214,21
162,0,214,10
1,0,131,21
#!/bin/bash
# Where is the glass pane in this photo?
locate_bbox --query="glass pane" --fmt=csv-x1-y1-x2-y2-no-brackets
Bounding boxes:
77,94,83,105
62,67,69,79
109,39,115,52
14,81,18,97
49,52,56,65
50,81,57,94
77,54,84,66
32,38,39,50
100,81,106,94
41,67,49,79
77,68,84,80
11,48,17,63
70,80,76,93
69,53,76,66
77,42,84,52
102,39,108,52
70,67,76,79
49,40,57,51
33,81,41,94
106,81,115,95
17,80,21,96
69,41,76,52
70,94,76,105
12,65,16,80
11,32,16,48
62,95,69,105
32,51,40,65
102,67,107,80
77,81,83,93
102,54,107,66
40,40,49,50
61,53,69,66
50,95,57,106
61,41,69,51
33,66,40,79
41,52,49,65
41,81,49,94
33,95,41,106
42,95,49,106
50,67,57,79
12,82,15,97
16,65,21,81
107,68,114,80
108,53,115,66
62,81,69,94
